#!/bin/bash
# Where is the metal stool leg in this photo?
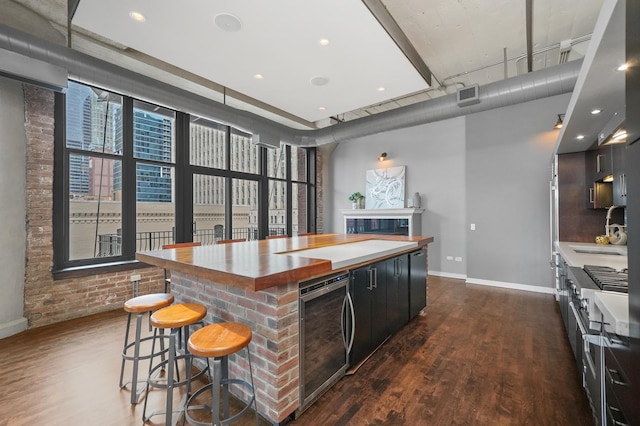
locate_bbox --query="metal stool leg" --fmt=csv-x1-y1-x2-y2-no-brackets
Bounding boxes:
130,312,144,404
119,312,133,389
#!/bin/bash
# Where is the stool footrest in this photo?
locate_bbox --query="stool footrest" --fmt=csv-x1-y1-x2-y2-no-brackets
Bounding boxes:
184,378,256,426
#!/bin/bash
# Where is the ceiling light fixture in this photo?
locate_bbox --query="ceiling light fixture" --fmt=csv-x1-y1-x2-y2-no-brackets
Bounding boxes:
618,63,628,71
576,135,585,140
318,39,330,46
310,76,330,86
378,152,387,161
553,114,565,129
591,109,602,115
129,11,146,22
377,87,385,92
319,106,326,111
214,13,242,32
253,74,264,80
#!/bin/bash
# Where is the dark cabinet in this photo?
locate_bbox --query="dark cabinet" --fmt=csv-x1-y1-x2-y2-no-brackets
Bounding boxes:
409,249,427,319
585,146,613,209
612,143,627,206
349,261,389,366
386,254,409,333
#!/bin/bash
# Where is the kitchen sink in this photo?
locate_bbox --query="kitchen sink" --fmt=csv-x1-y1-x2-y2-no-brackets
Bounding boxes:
569,245,627,256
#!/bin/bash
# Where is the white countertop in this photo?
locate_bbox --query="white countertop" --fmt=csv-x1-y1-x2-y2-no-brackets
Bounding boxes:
555,241,628,270
283,239,418,269
594,291,629,337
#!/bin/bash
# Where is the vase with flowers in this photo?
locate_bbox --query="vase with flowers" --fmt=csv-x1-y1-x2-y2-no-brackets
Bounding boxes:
349,192,365,209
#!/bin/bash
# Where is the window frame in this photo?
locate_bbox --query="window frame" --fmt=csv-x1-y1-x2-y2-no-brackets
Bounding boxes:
53,80,317,275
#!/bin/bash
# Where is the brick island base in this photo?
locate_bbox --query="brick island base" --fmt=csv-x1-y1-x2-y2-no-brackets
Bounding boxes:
171,272,300,424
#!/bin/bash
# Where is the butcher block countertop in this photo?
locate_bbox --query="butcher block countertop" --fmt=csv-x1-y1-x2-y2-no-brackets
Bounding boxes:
136,233,433,291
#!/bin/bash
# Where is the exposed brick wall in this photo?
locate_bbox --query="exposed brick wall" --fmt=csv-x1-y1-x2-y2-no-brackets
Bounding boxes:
171,272,300,424
22,85,164,328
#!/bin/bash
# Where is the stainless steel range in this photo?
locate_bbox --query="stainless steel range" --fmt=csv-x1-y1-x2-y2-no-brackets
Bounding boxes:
583,265,629,293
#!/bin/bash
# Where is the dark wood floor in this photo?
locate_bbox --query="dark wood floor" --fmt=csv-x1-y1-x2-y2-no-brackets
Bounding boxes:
0,276,593,426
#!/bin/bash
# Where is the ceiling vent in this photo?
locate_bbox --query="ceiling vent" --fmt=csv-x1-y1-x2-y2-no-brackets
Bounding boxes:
456,84,480,107
558,39,572,64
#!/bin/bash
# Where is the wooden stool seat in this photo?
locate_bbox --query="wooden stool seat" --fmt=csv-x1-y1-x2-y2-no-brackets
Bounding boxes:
150,303,207,329
124,293,174,313
188,322,252,358
185,322,258,425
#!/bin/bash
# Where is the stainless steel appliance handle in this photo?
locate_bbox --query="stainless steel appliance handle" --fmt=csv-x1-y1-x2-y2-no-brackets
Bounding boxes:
346,291,355,354
569,302,588,335
341,295,348,350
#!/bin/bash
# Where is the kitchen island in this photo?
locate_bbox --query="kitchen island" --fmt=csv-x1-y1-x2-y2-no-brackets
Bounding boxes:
137,233,433,424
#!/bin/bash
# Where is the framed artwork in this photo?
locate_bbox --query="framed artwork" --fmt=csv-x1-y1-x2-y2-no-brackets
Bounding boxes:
365,166,405,209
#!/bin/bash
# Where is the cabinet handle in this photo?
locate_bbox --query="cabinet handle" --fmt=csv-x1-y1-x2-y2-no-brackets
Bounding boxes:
606,367,628,387
622,173,627,197
589,187,594,204
372,268,378,289
597,154,604,173
367,269,374,290
606,403,629,426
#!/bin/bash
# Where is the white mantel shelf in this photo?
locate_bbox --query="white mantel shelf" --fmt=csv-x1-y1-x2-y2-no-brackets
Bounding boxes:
340,208,425,217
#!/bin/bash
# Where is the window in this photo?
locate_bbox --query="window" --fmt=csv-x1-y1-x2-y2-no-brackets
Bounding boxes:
55,81,316,271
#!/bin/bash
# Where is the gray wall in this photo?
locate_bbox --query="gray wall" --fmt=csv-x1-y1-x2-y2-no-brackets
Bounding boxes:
328,93,571,291
0,76,28,337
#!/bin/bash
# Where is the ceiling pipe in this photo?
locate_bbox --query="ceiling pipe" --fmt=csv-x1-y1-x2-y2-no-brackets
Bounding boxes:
0,23,581,148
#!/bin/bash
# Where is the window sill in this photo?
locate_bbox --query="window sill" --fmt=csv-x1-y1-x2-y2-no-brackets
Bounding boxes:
52,260,155,280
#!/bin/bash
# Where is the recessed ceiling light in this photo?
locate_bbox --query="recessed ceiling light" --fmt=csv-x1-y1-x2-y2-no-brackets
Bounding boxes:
318,39,330,46
576,135,584,140
129,11,146,22
591,109,601,115
377,87,385,92
618,63,628,71
310,76,330,86
319,106,326,111
253,74,264,80
214,13,242,32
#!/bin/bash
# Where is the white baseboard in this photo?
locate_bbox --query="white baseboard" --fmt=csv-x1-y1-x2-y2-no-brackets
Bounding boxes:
428,270,467,280
0,317,28,339
465,277,554,294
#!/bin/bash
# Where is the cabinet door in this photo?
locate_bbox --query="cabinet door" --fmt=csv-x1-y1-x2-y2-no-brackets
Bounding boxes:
409,249,427,318
612,143,627,206
349,267,373,366
386,255,409,334
369,261,389,350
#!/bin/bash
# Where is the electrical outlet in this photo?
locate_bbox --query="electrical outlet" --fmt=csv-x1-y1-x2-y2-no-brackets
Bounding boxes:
470,223,476,230
455,257,463,262
130,274,141,282
446,256,454,261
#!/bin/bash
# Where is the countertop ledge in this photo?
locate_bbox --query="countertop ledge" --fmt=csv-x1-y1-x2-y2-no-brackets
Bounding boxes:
136,234,433,291
555,241,628,270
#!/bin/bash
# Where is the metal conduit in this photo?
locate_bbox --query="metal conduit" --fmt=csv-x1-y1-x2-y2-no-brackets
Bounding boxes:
0,23,581,147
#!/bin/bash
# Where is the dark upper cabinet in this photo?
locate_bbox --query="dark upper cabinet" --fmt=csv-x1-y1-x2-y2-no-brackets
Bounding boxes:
612,143,627,206
585,145,615,209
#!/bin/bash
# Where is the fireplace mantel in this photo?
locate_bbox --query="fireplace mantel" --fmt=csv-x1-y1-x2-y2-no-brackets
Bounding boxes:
341,208,424,237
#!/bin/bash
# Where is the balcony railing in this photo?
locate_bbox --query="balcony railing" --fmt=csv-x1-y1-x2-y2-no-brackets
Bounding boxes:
97,226,284,257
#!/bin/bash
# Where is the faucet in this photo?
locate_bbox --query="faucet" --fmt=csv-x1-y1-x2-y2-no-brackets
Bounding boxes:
605,205,621,237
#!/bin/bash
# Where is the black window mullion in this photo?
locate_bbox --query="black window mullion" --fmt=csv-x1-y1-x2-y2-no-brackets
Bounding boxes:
307,147,317,233
121,97,136,259
175,112,192,243
285,145,292,237
258,147,269,239
224,126,233,239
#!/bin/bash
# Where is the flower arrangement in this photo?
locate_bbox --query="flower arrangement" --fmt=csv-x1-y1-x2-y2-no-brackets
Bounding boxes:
349,192,365,209
348,192,365,202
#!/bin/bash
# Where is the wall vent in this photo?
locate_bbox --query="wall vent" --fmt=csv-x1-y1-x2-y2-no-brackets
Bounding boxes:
456,84,480,107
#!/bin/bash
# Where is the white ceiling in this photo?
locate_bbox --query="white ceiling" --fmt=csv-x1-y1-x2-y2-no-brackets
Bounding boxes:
67,0,607,130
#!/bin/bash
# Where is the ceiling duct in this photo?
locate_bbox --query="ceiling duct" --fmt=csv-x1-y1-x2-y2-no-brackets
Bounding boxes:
0,48,67,92
0,23,581,148
456,84,480,107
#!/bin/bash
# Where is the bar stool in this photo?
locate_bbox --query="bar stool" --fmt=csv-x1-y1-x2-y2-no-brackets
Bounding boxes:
184,322,258,426
120,293,174,404
142,303,208,425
